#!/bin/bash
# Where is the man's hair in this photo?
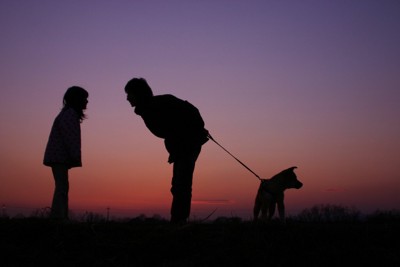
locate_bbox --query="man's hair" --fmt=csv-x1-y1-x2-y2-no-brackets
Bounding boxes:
124,77,153,100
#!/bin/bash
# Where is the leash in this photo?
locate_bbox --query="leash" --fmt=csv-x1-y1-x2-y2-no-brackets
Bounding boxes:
207,133,262,181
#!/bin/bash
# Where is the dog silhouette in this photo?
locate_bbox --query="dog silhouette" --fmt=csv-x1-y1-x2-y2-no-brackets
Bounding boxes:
253,166,303,222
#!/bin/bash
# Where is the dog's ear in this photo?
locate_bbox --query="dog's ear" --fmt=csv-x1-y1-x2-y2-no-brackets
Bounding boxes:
287,166,297,172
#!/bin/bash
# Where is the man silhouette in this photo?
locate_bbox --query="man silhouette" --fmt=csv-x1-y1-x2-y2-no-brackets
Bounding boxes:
125,78,208,223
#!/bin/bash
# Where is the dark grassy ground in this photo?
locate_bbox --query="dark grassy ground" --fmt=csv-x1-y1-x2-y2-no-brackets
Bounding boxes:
1,217,399,267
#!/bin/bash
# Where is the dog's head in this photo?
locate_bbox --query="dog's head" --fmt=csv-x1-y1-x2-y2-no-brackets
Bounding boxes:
282,166,303,189
269,166,303,190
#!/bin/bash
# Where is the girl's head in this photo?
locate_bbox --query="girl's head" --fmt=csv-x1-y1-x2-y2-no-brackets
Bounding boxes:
63,86,89,121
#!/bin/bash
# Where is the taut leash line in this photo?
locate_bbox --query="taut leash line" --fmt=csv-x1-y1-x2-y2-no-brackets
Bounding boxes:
207,133,262,181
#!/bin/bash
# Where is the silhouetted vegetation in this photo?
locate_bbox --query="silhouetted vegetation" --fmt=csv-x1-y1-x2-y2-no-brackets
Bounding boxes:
296,204,361,222
366,209,400,223
1,205,399,266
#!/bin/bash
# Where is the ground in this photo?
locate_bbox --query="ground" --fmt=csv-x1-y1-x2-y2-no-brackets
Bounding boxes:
1,217,399,266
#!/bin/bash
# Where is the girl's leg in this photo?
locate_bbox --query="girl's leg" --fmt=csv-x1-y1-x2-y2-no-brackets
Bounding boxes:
50,164,69,220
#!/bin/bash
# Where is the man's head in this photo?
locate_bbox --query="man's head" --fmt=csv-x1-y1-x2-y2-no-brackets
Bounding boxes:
125,77,153,107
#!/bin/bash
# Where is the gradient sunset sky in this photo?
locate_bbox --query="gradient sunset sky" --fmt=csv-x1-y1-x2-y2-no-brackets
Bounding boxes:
1,0,399,219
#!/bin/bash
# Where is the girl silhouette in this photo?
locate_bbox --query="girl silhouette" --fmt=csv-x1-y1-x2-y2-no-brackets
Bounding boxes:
43,86,89,220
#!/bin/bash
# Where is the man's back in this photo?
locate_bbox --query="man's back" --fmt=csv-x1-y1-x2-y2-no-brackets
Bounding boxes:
137,94,207,145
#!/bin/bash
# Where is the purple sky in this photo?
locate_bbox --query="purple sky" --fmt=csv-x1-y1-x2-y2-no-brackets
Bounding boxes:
1,0,399,219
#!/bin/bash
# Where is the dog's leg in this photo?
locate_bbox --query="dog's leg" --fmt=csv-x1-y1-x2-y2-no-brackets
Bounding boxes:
260,192,273,221
260,202,269,221
276,193,285,222
253,195,262,221
268,201,276,220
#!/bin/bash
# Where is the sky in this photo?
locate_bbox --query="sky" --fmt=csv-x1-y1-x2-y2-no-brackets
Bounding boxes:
1,0,399,220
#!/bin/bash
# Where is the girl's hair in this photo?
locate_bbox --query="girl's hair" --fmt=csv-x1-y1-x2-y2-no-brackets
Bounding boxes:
63,86,89,121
